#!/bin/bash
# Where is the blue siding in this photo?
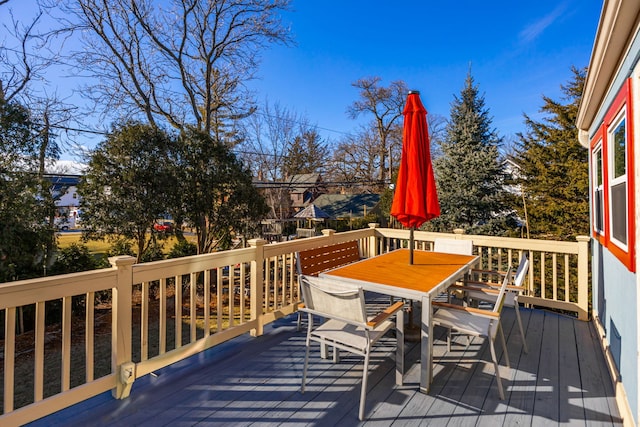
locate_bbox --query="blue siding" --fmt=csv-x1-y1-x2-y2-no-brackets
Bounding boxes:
592,240,638,420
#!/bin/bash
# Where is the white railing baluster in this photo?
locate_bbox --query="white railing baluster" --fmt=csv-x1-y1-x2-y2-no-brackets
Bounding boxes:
552,253,558,301
35,301,45,401
4,307,16,412
141,281,149,361
565,254,570,302
203,270,211,335
62,296,72,392
175,275,182,348
86,293,94,382
159,278,167,354
190,272,197,341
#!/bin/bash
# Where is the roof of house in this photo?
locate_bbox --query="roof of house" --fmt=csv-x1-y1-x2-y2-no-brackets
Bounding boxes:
313,193,380,219
576,0,640,146
287,173,322,193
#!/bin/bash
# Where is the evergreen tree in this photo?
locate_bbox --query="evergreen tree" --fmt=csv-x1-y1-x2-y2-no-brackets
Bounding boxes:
282,130,327,176
0,98,53,280
430,72,511,234
514,67,589,240
175,128,269,253
78,122,177,262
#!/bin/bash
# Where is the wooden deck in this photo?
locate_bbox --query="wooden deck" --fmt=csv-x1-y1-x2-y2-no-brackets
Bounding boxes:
29,306,622,426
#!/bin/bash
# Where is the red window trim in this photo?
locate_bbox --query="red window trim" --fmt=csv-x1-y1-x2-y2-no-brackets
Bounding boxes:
590,78,636,272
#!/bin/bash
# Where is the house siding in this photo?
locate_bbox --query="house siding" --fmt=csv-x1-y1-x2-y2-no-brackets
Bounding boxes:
593,240,638,422
578,3,640,424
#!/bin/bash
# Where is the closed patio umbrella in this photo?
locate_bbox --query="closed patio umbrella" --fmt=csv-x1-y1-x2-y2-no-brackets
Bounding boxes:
390,90,440,264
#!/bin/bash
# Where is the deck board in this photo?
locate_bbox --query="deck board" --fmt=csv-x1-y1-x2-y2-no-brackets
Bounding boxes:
29,307,623,427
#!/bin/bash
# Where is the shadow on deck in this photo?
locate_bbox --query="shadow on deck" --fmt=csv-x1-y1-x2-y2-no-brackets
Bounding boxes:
30,306,622,426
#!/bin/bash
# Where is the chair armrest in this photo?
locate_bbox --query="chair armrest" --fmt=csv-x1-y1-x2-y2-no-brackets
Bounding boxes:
471,268,506,276
449,284,500,295
432,301,499,318
367,301,405,328
464,281,526,293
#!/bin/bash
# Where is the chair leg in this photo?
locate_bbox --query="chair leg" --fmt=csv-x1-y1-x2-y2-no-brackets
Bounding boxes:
489,338,506,400
359,352,370,421
301,344,310,393
515,304,528,354
297,311,303,331
498,321,510,368
395,309,404,385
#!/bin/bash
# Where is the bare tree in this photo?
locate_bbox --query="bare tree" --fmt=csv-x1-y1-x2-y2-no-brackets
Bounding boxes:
347,77,407,188
0,8,46,102
241,100,300,220
65,0,292,136
330,127,384,193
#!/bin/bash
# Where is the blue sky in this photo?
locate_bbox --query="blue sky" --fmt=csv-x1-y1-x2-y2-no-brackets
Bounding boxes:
248,0,602,143
3,0,603,160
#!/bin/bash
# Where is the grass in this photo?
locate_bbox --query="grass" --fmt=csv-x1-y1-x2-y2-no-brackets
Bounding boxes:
56,232,197,256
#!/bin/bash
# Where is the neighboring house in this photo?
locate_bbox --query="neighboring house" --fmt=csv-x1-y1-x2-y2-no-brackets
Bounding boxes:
46,174,82,228
576,1,639,425
287,173,324,212
313,193,380,220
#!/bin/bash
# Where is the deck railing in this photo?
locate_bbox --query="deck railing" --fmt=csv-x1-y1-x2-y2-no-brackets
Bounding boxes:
0,226,589,426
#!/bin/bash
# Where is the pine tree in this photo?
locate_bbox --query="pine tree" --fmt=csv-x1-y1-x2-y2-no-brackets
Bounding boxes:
429,72,511,234
514,67,589,240
282,130,327,176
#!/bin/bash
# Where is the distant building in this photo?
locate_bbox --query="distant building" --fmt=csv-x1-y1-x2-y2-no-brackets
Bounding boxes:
287,173,324,212
313,193,380,220
44,174,82,228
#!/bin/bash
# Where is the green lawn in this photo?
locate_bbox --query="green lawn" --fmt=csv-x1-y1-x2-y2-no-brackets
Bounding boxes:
57,232,196,255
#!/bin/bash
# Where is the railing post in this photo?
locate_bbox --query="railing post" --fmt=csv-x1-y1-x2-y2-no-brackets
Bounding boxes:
321,228,336,245
453,228,465,237
109,255,136,399
576,236,590,321
368,223,379,257
248,238,266,337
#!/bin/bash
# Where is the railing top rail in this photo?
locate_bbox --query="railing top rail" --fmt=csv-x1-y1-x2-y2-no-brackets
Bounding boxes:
262,228,374,258
132,246,256,283
374,228,585,254
0,268,118,309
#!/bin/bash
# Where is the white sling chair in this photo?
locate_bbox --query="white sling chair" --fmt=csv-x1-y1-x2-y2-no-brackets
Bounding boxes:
459,254,530,354
433,238,473,255
299,275,404,421
432,266,512,400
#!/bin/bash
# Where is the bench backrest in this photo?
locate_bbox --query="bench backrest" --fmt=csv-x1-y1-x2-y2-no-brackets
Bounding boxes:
296,241,361,276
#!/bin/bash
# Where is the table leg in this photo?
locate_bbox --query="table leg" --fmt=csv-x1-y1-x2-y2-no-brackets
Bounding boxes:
420,294,432,393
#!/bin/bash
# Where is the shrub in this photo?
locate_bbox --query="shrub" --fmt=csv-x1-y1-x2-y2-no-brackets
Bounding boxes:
50,243,103,274
168,239,197,259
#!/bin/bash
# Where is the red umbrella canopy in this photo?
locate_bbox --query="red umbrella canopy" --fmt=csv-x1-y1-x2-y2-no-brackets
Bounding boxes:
390,91,440,228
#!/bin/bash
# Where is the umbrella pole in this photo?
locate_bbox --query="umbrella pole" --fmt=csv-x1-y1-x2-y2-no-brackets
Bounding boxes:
405,225,421,341
409,227,414,265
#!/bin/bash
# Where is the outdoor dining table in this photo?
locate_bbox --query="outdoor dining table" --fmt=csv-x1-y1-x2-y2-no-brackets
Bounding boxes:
320,248,479,393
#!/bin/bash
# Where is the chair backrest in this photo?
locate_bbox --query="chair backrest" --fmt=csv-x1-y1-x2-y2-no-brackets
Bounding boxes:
296,241,361,276
433,238,473,255
299,275,367,324
493,266,513,314
513,254,530,288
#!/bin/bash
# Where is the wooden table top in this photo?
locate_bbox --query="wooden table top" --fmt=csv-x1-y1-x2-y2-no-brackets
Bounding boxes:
322,249,478,298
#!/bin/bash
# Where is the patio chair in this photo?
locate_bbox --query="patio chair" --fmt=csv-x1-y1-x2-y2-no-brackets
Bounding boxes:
431,266,512,400
299,274,404,421
433,238,473,255
457,254,530,353
433,238,473,302
295,241,362,331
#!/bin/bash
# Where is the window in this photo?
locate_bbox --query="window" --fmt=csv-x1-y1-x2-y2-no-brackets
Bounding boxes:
608,113,627,248
592,142,604,235
589,78,635,272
